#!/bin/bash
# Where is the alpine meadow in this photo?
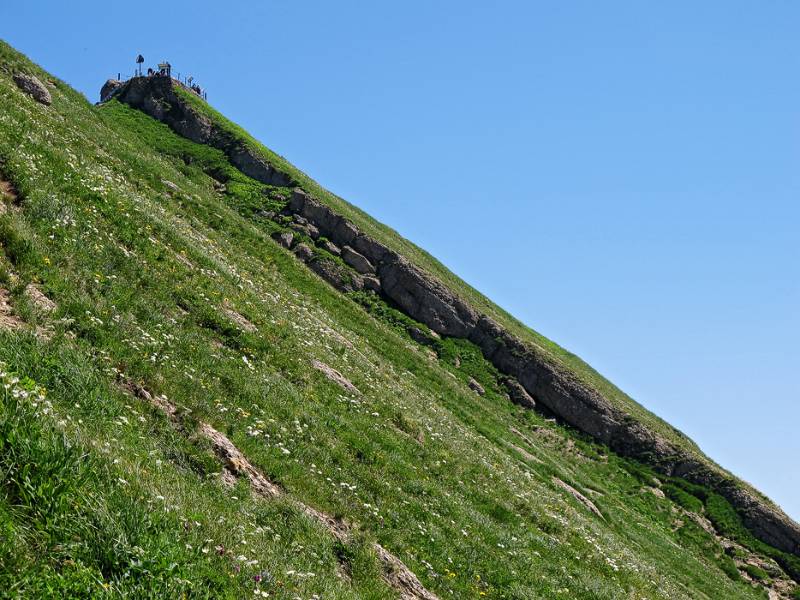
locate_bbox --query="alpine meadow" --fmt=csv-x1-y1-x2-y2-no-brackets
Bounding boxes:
0,39,799,599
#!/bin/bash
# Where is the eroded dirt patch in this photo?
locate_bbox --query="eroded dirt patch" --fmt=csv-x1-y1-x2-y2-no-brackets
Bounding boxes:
553,477,604,519
311,359,360,395
0,288,25,330
0,177,18,203
24,284,56,313
221,301,257,333
121,379,437,599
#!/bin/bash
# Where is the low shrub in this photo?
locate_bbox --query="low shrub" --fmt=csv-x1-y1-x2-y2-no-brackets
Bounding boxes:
743,564,768,581
663,483,704,513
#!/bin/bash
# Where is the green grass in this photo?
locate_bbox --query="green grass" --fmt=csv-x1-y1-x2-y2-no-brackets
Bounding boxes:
663,483,704,513
743,564,769,581
0,39,794,598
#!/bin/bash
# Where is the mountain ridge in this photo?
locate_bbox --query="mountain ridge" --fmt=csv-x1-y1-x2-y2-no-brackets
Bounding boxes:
110,73,800,561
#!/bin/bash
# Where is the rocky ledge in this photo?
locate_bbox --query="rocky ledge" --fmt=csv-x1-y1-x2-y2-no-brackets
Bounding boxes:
112,75,800,561
113,76,292,187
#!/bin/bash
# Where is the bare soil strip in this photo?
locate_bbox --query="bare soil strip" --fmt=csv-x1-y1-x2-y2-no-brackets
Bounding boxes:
0,287,24,330
124,379,438,599
553,477,604,519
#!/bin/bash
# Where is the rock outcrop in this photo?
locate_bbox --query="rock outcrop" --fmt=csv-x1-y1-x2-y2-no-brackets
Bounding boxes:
504,378,536,409
282,187,800,558
272,231,294,249
13,73,51,105
113,76,800,560
100,79,123,102
468,377,485,396
114,76,292,187
342,246,375,274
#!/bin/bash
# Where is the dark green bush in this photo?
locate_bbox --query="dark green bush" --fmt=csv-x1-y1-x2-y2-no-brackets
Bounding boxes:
743,564,768,581
664,483,704,513
718,554,741,582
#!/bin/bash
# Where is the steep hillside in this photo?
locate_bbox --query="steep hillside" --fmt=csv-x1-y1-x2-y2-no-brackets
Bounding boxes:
1,40,798,599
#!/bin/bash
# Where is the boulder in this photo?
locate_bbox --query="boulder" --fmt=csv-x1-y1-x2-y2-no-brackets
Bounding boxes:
289,221,309,235
272,231,294,249
407,326,434,346
294,243,313,262
290,221,321,240
468,377,485,396
100,79,123,102
306,223,320,239
320,240,341,256
13,73,51,105
504,378,536,409
362,276,382,293
342,246,375,274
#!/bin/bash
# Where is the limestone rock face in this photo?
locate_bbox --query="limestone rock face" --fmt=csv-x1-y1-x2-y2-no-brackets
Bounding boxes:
362,276,381,293
378,256,478,338
13,73,51,105
289,190,359,248
352,234,389,264
100,79,122,102
284,176,800,559
229,144,292,186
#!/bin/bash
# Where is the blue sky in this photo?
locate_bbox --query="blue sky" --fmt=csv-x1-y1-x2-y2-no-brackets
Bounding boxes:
3,1,798,520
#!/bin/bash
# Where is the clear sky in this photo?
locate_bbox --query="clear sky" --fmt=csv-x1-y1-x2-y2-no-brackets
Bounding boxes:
2,1,798,520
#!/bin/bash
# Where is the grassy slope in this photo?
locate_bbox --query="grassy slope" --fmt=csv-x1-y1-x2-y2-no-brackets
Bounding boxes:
0,40,794,598
170,85,704,456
